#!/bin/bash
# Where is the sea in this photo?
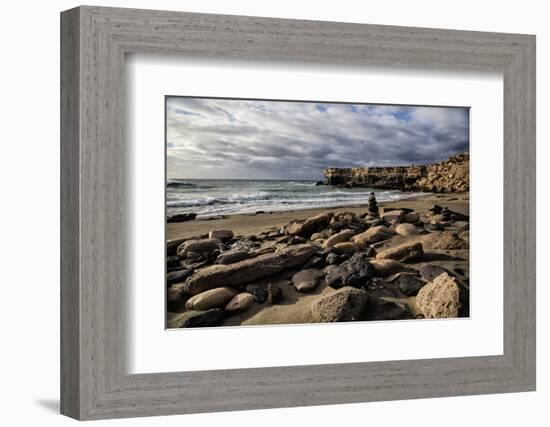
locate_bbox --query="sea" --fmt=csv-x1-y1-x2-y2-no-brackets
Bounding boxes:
166,179,424,218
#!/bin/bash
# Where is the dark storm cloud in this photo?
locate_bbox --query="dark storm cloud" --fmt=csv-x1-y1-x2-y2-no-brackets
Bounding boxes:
166,97,469,180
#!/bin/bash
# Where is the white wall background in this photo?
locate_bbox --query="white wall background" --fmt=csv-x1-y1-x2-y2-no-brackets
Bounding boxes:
0,0,546,425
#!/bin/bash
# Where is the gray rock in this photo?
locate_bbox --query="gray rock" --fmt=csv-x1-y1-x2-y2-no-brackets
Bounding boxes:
167,212,197,223
311,286,368,322
419,264,450,282
184,244,316,295
323,229,355,248
397,275,427,296
177,238,222,257
166,268,194,285
352,225,393,245
292,269,325,292
208,229,234,241
325,253,375,289
180,309,225,328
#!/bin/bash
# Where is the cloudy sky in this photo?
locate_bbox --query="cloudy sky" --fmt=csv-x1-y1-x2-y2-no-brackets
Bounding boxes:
166,97,469,180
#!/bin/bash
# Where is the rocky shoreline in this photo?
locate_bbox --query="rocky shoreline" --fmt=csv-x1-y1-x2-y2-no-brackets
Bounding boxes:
324,153,469,193
166,192,470,328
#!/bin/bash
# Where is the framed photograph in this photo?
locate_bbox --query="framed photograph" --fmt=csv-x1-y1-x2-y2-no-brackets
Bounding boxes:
61,6,536,420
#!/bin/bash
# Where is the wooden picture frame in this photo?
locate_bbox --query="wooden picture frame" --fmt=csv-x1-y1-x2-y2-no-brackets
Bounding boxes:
60,6,536,420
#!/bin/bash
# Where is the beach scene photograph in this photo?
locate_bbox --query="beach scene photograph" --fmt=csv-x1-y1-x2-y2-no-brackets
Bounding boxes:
165,96,470,328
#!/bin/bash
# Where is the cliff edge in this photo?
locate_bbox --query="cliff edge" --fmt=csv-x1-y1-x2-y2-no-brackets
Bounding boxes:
324,153,469,193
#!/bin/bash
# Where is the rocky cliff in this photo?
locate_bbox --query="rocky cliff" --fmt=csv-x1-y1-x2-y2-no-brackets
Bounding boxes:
324,153,469,193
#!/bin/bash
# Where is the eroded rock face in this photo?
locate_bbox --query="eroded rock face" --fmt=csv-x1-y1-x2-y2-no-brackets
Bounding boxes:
183,244,316,295
416,272,461,318
324,153,469,193
376,241,424,262
186,287,237,311
311,286,368,322
325,253,374,289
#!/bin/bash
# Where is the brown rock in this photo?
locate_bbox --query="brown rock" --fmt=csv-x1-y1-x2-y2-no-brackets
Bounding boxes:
369,259,409,277
184,244,317,295
208,229,234,241
381,210,405,224
186,287,238,311
352,225,393,245
285,212,334,236
311,286,368,322
323,229,355,248
177,238,222,257
403,212,420,223
225,292,255,313
416,272,461,318
376,241,424,262
332,241,363,254
395,223,420,236
419,232,469,250
216,250,249,265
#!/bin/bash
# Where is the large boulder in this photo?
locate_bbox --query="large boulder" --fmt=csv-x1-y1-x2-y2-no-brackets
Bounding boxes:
285,212,334,236
311,286,368,322
381,210,405,224
323,229,355,248
352,225,393,245
376,241,424,262
416,272,461,318
208,229,234,241
225,293,255,313
184,244,316,295
186,287,238,310
292,269,325,292
325,253,375,289
177,238,222,257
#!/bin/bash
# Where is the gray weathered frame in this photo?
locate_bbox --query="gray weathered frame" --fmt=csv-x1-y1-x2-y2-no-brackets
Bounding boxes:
60,5,536,420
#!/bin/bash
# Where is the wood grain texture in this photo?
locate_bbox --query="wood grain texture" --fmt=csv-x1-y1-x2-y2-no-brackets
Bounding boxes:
60,6,536,420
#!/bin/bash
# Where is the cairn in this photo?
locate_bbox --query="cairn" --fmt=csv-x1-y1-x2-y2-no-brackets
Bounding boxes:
366,192,380,219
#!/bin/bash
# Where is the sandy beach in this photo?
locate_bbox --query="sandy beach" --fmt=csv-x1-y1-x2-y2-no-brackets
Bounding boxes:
166,192,469,328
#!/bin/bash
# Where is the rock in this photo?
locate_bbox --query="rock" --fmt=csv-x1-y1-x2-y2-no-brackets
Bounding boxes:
362,297,411,320
285,212,334,237
403,212,420,223
381,210,405,224
208,229,234,241
166,268,194,285
177,238,222,257
186,287,238,311
267,283,283,304
184,244,316,294
167,212,197,223
249,246,277,257
167,284,186,311
369,259,409,277
246,285,268,304
323,229,355,248
325,253,375,289
332,241,363,254
395,223,420,236
458,230,469,241
292,269,325,292
352,225,393,245
311,286,368,322
315,181,325,186
179,309,225,328
325,252,339,265
416,272,461,318
166,238,186,256
225,292,255,313
419,264,450,282
419,232,469,250
376,241,424,262
397,275,427,296
166,256,181,268
288,236,307,245
216,250,249,265
303,256,325,269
